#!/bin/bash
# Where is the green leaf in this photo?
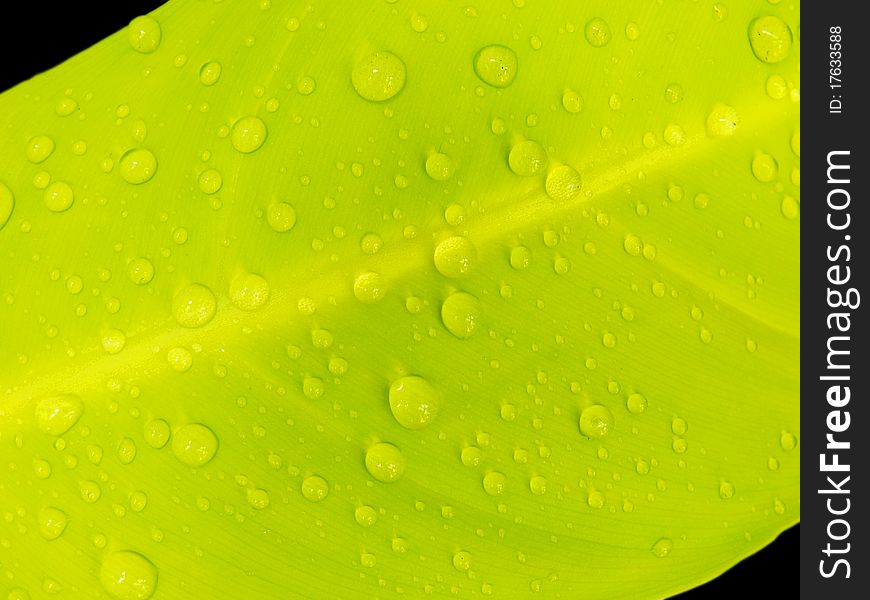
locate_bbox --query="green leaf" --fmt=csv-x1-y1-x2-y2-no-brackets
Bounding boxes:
0,1,799,598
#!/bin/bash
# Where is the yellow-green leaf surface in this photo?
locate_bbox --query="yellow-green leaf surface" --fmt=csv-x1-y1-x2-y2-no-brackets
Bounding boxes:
0,1,799,598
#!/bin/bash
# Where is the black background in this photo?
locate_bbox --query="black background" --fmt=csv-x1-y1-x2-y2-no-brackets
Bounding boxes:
0,2,800,598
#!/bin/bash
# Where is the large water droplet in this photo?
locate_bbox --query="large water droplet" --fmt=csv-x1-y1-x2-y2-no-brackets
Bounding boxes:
127,257,155,285
441,292,482,339
365,442,405,482
128,16,161,53
143,419,170,449
119,149,157,184
509,140,547,176
35,394,83,435
199,62,222,86
434,236,477,278
389,375,440,429
473,45,518,87
172,283,216,328
44,181,74,212
26,135,55,163
482,471,507,496
301,475,329,501
751,153,778,182
100,551,158,599
353,271,385,303
266,201,296,232
198,169,222,194
354,505,378,527
748,16,792,63
352,51,406,101
231,116,267,153
171,423,218,467
585,18,612,47
545,165,582,201
425,153,455,181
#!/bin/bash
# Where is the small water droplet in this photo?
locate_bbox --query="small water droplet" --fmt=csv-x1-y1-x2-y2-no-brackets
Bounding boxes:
719,480,735,499
198,169,222,194
266,201,297,232
781,196,799,219
360,232,384,254
143,419,170,448
301,475,329,501
626,393,647,414
509,140,547,176
453,551,473,571
579,405,614,439
474,45,518,87
780,431,797,450
171,423,218,467
665,83,684,103
562,89,583,113
365,442,405,482
38,507,67,540
26,135,55,163
0,182,13,230
752,153,778,182
199,61,222,86
35,394,83,435
510,246,531,270
441,292,482,339
529,475,547,496
100,550,158,599
352,51,406,101
247,488,270,509
166,347,192,372
44,181,74,212
652,537,673,557
128,16,161,53
545,165,582,201
127,257,154,285
172,284,216,328
663,124,686,147
354,505,378,527
231,116,267,153
425,152,455,181
461,446,482,467
229,272,270,311
585,17,612,47
389,375,440,429
749,16,792,63
483,471,507,496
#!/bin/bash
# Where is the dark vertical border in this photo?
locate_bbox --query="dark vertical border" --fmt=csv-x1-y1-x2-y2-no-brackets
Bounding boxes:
803,1,867,598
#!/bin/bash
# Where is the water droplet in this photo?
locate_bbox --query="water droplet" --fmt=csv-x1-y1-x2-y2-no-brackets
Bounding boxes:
791,130,800,157
781,196,799,219
100,550,158,599
663,124,686,147
545,165,582,201
352,51,406,101
671,417,688,435
749,16,792,63
365,442,405,482
128,16,161,53
665,83,684,103
247,488,270,509
425,153,455,181
473,45,518,87
101,329,126,354
26,135,55,163
672,437,688,454
0,182,14,230
266,201,296,232
354,505,378,527
706,104,739,137
199,62,222,86
766,74,788,99
303,376,324,399
623,234,642,256
483,471,507,496
229,272,270,311
118,437,137,464
562,89,583,113
172,283,216,328
626,393,647,414
461,446,482,467
529,475,547,496
164,346,192,372
579,405,614,439
143,419,170,448
171,423,218,467
510,246,531,270
35,394,83,435
453,551,473,571
127,257,154,285
44,181,74,212
444,204,467,227
752,153,778,182
774,498,786,514
81,480,101,503
389,375,440,429
7,588,30,600
198,169,222,194
779,430,797,450
231,116,267,153
119,149,157,185
719,480,735,499
130,491,148,512
585,18,612,47
441,292,482,339
301,475,329,501
353,271,385,303
360,232,384,255
434,236,477,277
651,537,674,557
38,507,67,540
508,140,547,176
